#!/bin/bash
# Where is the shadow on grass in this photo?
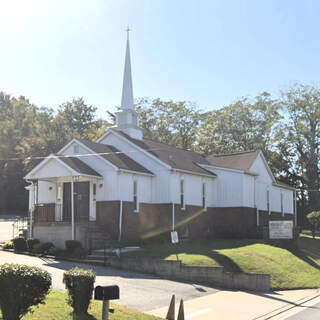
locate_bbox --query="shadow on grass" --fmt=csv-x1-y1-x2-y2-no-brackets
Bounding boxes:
72,313,96,320
289,236,320,271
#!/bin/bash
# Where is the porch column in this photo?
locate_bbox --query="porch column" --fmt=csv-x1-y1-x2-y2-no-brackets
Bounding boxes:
71,179,75,240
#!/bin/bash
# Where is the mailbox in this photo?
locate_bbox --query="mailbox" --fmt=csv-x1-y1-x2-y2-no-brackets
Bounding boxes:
95,285,120,301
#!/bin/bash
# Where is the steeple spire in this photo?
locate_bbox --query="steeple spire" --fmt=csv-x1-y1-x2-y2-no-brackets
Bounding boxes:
115,27,143,140
121,26,134,110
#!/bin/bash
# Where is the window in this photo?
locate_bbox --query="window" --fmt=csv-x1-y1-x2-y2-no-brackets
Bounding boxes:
133,180,138,212
57,185,62,200
280,192,284,215
73,145,79,154
202,183,206,210
267,189,270,214
180,179,185,209
93,183,96,200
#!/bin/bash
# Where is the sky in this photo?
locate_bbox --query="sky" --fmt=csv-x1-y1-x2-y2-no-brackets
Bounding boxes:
1,0,320,118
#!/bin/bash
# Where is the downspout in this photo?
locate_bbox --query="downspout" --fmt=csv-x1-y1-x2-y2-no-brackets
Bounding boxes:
172,202,175,232
254,177,259,226
26,179,35,238
118,200,123,242
71,179,75,240
294,189,297,227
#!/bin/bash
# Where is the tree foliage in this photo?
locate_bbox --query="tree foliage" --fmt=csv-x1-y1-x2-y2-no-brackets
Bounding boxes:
0,83,319,224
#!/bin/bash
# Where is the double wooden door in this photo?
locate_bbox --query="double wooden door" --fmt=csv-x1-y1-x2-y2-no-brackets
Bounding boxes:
63,182,89,221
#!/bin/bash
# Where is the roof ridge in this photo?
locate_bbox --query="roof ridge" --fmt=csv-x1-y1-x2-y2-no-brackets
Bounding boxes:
209,150,259,158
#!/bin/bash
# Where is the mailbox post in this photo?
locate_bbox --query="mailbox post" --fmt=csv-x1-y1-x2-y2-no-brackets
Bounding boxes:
95,285,120,320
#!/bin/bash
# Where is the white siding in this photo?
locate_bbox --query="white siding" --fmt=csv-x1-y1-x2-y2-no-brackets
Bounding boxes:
61,141,118,201
243,174,254,208
37,181,56,204
204,167,244,207
31,158,72,180
249,154,294,214
118,173,153,203
170,173,215,207
100,132,171,203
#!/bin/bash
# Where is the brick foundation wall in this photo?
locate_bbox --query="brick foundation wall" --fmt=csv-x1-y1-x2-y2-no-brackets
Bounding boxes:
86,201,296,242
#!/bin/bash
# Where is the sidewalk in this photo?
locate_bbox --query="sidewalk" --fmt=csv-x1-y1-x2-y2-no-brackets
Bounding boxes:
147,288,320,320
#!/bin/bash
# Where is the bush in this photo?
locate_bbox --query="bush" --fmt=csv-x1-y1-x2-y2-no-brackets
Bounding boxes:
63,267,96,316
2,241,13,250
13,237,28,252
0,264,51,320
32,242,54,254
65,240,82,253
71,247,88,258
26,238,40,251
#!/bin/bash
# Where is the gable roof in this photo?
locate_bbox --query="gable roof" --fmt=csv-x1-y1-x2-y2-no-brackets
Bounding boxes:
58,156,102,177
206,150,260,171
77,139,153,175
113,131,216,177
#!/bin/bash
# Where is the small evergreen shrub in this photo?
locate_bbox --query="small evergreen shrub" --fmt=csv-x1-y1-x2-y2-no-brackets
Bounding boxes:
13,237,27,252
63,267,96,315
0,264,51,320
2,241,13,250
65,240,82,253
71,247,88,258
26,238,40,251
32,242,54,254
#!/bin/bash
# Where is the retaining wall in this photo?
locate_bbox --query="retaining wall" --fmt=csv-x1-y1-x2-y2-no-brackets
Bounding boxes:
106,257,270,292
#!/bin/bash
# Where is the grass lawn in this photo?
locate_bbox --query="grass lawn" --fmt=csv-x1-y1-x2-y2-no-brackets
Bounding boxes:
0,290,161,320
125,234,320,290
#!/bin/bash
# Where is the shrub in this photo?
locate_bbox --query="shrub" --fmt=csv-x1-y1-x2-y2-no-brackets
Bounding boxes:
26,238,40,251
71,247,88,258
0,264,51,320
13,237,28,252
2,241,13,250
65,240,82,253
32,242,54,254
63,267,96,316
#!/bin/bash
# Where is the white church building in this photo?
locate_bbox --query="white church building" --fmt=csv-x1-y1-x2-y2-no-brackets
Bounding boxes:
25,33,296,248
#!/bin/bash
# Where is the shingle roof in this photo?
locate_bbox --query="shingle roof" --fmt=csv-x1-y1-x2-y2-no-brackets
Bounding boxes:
114,131,216,176
206,150,260,171
78,139,153,175
59,156,102,177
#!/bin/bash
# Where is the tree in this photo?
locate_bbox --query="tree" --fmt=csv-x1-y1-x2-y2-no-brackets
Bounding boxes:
279,84,320,215
58,97,106,140
136,98,202,150
196,93,281,163
306,211,320,238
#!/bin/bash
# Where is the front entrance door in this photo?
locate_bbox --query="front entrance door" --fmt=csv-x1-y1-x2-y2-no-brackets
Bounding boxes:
63,181,89,221
74,182,90,221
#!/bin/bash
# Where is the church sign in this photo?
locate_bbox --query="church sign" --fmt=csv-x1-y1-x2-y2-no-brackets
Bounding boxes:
269,221,293,239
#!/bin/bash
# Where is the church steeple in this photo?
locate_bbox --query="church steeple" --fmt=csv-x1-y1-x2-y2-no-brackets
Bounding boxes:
121,27,134,110
115,27,143,140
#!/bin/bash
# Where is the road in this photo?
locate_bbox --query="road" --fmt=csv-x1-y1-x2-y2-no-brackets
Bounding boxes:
0,250,218,312
286,302,320,319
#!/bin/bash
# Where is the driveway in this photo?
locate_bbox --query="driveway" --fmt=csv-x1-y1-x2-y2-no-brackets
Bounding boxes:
0,220,14,242
0,250,218,312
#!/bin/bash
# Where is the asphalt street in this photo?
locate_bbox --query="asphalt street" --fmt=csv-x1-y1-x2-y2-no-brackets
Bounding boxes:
0,250,218,312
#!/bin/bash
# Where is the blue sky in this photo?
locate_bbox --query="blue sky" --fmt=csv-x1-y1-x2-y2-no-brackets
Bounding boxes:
1,0,320,118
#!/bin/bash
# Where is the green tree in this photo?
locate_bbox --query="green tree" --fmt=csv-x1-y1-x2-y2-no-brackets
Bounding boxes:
137,98,202,150
279,84,320,215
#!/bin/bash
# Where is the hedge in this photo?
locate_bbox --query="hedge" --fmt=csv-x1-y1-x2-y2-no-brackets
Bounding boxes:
0,264,51,320
63,267,96,315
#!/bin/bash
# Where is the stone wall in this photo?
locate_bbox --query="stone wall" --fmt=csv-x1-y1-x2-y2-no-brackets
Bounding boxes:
107,256,271,292
33,222,88,248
